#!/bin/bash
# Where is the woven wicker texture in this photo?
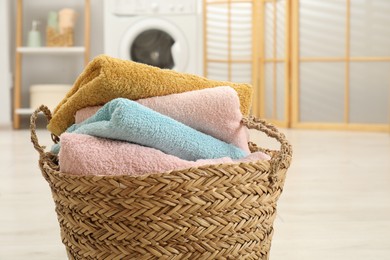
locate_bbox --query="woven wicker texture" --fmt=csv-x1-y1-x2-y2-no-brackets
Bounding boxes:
46,27,74,47
31,105,292,260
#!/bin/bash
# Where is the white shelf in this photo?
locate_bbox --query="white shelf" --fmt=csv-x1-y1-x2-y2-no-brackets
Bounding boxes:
17,46,85,54
15,108,35,115
13,0,90,129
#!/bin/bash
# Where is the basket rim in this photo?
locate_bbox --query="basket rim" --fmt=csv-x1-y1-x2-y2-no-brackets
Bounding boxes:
40,152,273,180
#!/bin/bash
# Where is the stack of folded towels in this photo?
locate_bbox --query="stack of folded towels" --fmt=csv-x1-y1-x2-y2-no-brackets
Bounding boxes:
48,55,270,177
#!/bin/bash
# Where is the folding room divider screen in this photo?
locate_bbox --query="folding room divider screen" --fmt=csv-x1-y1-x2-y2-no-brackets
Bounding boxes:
203,0,260,115
204,0,390,131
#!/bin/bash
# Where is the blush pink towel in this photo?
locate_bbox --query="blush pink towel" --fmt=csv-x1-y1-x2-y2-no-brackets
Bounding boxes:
74,86,250,153
59,133,270,176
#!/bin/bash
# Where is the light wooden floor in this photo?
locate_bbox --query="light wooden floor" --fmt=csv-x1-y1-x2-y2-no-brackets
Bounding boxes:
1,126,389,259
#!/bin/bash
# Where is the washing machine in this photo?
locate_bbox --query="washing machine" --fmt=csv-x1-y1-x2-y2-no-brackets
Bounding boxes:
104,0,203,75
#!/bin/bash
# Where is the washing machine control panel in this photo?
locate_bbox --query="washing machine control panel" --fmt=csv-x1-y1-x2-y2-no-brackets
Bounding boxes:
113,0,198,15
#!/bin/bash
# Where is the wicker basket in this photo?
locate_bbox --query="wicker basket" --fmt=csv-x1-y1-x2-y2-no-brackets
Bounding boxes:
30,105,292,260
46,27,74,47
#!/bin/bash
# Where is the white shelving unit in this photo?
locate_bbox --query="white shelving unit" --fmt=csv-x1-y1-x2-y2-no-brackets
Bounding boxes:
13,0,90,129
17,46,86,54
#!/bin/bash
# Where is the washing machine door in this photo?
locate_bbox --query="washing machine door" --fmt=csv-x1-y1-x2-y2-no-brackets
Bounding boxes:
119,18,189,72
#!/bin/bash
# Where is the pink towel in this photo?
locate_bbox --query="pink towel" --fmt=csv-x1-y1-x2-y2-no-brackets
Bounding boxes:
59,133,270,176
74,86,250,153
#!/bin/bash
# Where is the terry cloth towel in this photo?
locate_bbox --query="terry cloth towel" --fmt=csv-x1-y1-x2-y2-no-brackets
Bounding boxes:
47,55,253,136
59,133,271,176
75,86,250,153
56,98,247,161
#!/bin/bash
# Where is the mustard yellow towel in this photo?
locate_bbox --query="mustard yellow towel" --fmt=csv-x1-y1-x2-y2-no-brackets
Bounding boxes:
48,55,253,136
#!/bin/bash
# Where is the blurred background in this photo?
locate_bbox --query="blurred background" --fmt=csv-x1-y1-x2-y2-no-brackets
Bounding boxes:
1,0,389,131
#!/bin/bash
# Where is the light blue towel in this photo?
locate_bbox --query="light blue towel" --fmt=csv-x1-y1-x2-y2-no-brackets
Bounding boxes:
52,98,247,161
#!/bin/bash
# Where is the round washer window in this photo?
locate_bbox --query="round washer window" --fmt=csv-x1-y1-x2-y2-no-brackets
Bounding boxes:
119,18,189,72
130,29,175,69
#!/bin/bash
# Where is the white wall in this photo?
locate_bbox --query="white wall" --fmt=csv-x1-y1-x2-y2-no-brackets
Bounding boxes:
9,0,104,118
0,0,11,126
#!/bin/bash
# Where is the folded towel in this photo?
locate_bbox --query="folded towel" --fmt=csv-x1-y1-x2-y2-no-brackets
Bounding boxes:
59,133,270,176
55,98,247,161
47,55,253,136
75,87,250,153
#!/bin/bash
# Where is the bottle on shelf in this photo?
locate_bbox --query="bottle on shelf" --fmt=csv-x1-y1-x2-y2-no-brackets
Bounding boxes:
27,20,41,47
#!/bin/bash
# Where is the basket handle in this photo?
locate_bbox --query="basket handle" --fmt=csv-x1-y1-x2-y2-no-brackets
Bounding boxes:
30,105,60,158
242,116,292,173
